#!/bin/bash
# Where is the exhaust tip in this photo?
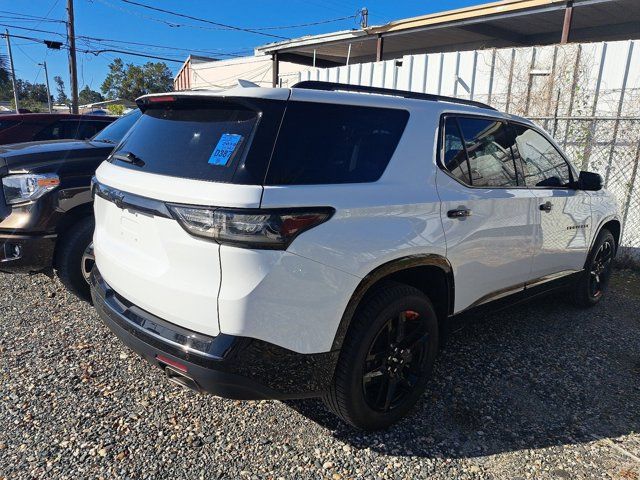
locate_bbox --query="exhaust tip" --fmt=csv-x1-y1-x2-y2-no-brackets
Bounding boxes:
164,366,202,393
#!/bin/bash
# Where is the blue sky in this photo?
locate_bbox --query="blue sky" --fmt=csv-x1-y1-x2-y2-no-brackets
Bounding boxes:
7,0,485,95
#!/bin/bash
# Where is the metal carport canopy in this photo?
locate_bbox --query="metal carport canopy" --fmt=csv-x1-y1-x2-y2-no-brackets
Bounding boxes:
255,0,640,67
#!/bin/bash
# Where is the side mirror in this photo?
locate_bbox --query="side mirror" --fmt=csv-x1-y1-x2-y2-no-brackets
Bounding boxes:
578,171,603,191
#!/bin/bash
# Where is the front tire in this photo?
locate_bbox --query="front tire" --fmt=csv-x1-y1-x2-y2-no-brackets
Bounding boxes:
572,228,615,307
323,282,439,430
54,217,95,302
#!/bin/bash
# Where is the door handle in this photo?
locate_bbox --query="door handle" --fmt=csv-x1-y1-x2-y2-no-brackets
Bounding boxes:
447,208,472,219
539,201,553,212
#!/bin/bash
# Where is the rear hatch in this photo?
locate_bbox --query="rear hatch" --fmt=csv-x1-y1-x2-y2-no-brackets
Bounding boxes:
93,90,288,335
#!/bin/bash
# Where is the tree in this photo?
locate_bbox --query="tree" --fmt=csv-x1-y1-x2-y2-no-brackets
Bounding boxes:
0,54,10,101
101,58,172,100
1,79,50,111
54,76,68,104
78,85,103,105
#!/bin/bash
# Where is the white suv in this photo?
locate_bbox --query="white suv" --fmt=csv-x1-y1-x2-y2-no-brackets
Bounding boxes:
90,81,619,430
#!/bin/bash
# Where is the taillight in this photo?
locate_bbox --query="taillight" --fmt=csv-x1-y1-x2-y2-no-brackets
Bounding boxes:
167,205,334,250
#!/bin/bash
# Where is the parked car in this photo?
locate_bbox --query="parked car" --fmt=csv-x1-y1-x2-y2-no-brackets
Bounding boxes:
0,109,141,300
89,82,619,430
0,113,116,145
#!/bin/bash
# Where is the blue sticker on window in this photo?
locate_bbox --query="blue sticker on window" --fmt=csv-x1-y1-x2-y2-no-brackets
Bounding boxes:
209,133,243,166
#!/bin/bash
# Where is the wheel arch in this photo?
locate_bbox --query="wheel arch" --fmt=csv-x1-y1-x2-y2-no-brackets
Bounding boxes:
331,254,454,351
601,219,621,252
590,216,621,254
52,202,94,269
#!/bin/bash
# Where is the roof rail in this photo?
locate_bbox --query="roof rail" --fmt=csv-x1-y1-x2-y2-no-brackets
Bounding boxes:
292,80,497,111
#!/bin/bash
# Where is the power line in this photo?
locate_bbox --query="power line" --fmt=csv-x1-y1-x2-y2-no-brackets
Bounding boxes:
0,22,248,59
3,22,257,69
77,36,241,58
119,0,289,40
0,31,67,48
95,0,357,32
0,23,66,38
0,9,65,23
3,31,184,65
79,47,183,63
0,17,64,24
34,0,63,30
244,14,359,31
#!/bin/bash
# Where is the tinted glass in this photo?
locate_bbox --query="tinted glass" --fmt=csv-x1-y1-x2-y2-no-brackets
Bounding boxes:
457,117,518,187
442,117,471,184
73,121,106,139
511,124,572,187
110,106,258,182
266,102,408,185
0,119,20,131
33,121,64,141
93,109,141,144
61,120,81,138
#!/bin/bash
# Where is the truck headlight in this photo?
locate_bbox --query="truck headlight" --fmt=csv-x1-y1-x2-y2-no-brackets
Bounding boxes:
2,173,60,205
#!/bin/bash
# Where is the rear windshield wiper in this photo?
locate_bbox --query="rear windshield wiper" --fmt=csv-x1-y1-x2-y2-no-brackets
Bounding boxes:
110,151,145,167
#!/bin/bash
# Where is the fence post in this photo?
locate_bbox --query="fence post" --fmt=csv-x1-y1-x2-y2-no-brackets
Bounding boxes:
604,41,634,187
487,48,496,105
544,45,559,131
581,43,608,170
524,47,537,116
562,44,582,150
470,50,478,100
505,48,516,113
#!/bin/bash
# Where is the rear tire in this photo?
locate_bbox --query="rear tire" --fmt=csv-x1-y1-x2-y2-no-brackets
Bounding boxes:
571,228,615,307
323,282,439,430
55,217,95,302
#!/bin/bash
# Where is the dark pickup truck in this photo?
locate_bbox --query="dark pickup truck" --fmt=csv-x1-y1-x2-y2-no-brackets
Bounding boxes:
0,109,140,300
0,113,115,145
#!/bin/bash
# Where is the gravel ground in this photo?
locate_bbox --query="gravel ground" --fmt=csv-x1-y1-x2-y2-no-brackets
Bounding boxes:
1,269,639,479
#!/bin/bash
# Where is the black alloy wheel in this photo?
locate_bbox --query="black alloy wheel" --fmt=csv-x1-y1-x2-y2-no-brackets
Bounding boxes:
589,238,613,299
322,282,439,430
362,309,431,412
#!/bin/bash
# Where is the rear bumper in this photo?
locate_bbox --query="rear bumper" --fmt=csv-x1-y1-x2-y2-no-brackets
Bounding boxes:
0,232,56,273
90,268,338,400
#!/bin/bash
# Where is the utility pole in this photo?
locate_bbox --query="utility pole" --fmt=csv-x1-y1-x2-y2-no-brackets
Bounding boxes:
4,30,19,112
66,0,79,113
40,61,53,113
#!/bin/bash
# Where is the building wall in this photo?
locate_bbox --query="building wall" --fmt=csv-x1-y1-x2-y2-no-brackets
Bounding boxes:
176,55,314,90
297,40,640,253
174,62,191,91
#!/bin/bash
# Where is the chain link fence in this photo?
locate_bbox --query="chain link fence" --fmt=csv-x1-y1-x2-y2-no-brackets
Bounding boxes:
530,116,640,258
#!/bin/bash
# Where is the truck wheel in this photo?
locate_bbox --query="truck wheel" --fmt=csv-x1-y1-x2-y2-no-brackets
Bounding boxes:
323,282,439,430
572,228,615,307
55,217,95,302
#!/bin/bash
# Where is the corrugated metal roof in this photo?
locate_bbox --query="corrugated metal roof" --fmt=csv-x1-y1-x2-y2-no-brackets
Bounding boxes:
255,0,638,63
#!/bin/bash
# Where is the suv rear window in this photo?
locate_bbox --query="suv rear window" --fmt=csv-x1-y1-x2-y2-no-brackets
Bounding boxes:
265,102,408,185
110,105,259,183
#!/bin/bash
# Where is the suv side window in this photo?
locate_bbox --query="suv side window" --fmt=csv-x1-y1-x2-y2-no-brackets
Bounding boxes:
62,120,82,139
457,117,519,188
33,120,65,141
442,117,471,185
266,102,409,185
511,124,573,188
72,121,104,139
